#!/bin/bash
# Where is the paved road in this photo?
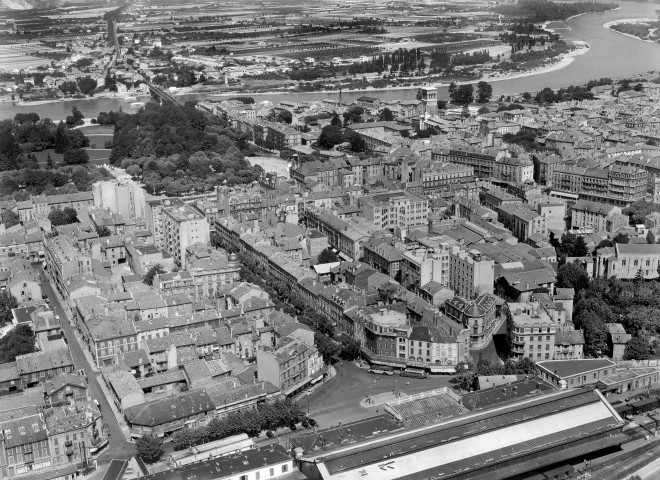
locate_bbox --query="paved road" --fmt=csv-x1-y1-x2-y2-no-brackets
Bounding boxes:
305,362,453,428
470,317,509,364
37,266,136,463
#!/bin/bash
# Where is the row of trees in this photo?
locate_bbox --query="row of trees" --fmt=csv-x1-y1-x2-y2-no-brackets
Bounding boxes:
170,399,306,451
224,245,360,364
499,32,559,51
452,357,537,391
495,0,618,23
448,81,493,105
0,164,107,199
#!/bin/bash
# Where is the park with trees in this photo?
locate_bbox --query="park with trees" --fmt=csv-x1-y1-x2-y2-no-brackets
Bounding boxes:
0,110,113,201
109,102,263,195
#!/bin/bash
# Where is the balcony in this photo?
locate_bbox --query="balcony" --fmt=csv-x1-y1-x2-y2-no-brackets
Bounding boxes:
65,440,73,447
510,344,525,355
66,447,74,456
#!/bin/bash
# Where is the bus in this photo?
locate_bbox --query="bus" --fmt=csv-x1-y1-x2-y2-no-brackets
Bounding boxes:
400,368,428,379
368,366,394,376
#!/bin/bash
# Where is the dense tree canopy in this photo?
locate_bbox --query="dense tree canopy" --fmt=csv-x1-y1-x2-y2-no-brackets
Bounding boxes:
135,435,164,463
449,83,474,105
143,263,165,287
318,248,339,264
48,207,78,226
1,210,19,228
317,125,345,149
0,291,18,326
452,357,537,391
476,81,493,103
0,324,35,363
624,200,660,225
109,103,262,192
557,262,590,291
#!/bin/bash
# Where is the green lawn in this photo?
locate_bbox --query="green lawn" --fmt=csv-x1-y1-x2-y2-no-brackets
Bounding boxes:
86,135,113,148
32,149,63,166
31,148,110,166
78,125,114,135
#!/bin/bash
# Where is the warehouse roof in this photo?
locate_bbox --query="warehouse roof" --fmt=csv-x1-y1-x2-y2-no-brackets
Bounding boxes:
536,358,616,379
303,389,622,480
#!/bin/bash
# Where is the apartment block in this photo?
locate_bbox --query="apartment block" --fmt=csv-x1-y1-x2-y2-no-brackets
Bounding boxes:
445,293,498,347
570,200,623,232
400,246,449,296
217,185,263,219
418,162,475,196
496,204,546,242
432,145,501,178
256,338,323,396
507,302,559,362
44,235,93,295
161,201,210,269
448,246,494,299
358,191,428,231
552,164,648,206
92,178,146,220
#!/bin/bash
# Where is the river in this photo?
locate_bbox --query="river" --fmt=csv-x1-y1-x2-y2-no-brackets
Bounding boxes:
1,0,660,121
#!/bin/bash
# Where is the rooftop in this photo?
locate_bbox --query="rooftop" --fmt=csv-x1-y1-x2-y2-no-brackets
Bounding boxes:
139,445,291,480
536,358,616,379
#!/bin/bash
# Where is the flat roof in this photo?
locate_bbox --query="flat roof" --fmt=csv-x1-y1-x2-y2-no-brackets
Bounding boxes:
537,359,616,379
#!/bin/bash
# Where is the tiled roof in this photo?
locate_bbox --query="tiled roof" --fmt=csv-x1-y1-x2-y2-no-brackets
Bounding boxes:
137,370,186,389
43,373,87,395
16,348,73,375
124,389,214,427
204,380,279,408
105,369,142,398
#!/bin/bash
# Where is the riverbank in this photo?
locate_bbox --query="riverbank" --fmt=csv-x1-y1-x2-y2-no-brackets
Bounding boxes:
172,43,590,100
474,42,589,87
603,18,659,43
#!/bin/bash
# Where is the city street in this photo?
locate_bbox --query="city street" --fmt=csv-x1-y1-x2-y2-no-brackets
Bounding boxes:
470,316,509,364
36,265,136,463
305,362,454,427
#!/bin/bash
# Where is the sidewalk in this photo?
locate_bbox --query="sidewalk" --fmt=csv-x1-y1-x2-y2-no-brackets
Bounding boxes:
361,391,409,408
95,375,133,442
74,329,100,373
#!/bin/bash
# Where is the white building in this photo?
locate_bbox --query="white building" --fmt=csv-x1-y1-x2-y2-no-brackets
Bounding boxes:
448,245,494,299
92,177,147,220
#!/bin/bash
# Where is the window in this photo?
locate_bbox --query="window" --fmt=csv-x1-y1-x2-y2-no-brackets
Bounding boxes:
282,465,289,473
270,468,275,476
